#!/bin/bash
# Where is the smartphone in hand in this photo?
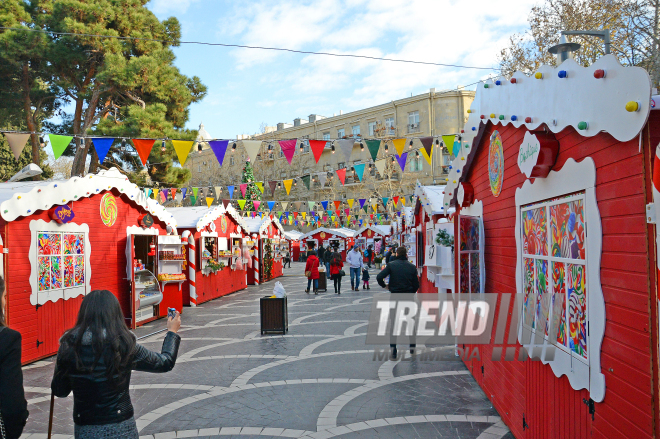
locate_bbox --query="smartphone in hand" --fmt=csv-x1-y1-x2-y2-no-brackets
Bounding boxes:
167,307,177,319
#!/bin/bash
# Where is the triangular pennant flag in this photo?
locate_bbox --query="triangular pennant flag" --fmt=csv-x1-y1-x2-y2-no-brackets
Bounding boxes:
181,188,186,199
334,200,341,210
49,134,74,160
318,172,327,187
452,140,460,157
253,201,261,210
2,132,31,161
345,208,350,216
190,195,197,205
256,182,264,193
192,187,199,198
293,212,298,219
227,185,235,199
382,197,389,208
144,188,152,198
281,202,289,210
269,181,277,196
392,138,406,157
214,186,222,200
365,139,380,162
222,199,230,208
421,146,433,166
172,140,194,165
347,199,354,208
302,212,307,219
309,140,326,163
335,139,355,160
353,163,366,182
336,168,346,185
396,152,408,172
237,199,247,210
283,179,293,195
321,200,329,210
442,135,455,155
374,159,386,176
293,201,301,210
393,196,399,206
240,183,248,197
372,204,378,212
91,137,114,163
359,199,367,209
161,189,168,203
267,201,275,211
420,136,434,162
170,188,177,200
209,140,229,166
401,197,406,206
308,201,316,211
278,139,297,164
242,140,262,162
132,139,156,165
301,175,311,190
206,197,214,208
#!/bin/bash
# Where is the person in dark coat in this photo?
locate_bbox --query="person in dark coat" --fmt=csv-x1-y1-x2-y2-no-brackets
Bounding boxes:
365,245,373,268
0,278,29,439
376,247,419,359
385,246,396,265
323,245,334,274
317,244,326,263
51,290,181,439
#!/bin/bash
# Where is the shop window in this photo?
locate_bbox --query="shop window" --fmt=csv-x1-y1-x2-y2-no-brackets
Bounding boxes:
458,215,483,295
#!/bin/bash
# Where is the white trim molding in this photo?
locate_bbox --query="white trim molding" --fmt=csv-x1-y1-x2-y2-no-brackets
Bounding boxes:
515,157,605,402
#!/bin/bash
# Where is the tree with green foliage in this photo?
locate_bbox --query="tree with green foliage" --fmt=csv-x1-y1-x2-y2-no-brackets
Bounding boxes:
241,160,262,212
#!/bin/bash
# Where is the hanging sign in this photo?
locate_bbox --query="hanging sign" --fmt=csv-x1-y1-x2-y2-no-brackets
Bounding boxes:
51,204,75,224
139,213,154,228
517,131,560,179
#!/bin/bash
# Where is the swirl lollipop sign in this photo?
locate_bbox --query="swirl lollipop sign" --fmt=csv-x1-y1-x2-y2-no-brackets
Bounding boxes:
100,193,118,227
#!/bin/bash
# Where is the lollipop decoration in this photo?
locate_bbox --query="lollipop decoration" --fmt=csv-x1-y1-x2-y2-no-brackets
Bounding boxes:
100,193,118,227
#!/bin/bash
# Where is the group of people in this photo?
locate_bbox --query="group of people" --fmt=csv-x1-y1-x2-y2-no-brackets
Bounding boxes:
0,284,182,439
303,244,345,294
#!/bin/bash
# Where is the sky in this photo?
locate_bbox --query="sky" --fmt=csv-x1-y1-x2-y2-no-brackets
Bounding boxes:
147,0,538,140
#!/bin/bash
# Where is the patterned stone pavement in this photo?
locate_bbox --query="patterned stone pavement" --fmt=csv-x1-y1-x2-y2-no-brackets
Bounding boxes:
19,263,512,439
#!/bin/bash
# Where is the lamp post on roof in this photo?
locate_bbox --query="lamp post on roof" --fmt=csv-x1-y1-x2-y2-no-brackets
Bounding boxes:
548,30,611,63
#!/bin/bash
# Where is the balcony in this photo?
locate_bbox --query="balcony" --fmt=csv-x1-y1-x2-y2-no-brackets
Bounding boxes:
407,122,421,134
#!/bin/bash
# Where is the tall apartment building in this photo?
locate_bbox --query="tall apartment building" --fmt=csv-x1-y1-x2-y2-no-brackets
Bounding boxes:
185,88,474,209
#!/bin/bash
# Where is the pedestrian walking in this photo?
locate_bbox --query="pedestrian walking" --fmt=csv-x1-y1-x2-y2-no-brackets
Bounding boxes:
385,246,394,265
346,245,364,291
283,251,291,268
304,250,320,294
330,253,344,294
364,245,373,268
0,277,29,439
376,247,419,359
362,267,370,290
323,245,333,274
51,290,181,439
317,244,325,263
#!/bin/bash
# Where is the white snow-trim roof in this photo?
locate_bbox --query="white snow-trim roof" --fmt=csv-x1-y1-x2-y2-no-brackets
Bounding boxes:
300,227,351,240
332,227,358,238
167,203,248,232
443,54,651,210
355,225,390,237
243,215,284,235
414,184,448,216
373,225,391,235
282,230,305,241
0,167,177,227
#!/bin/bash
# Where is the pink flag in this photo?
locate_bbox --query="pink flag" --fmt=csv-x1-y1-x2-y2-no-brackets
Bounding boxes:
240,183,248,197
253,200,261,210
279,139,297,164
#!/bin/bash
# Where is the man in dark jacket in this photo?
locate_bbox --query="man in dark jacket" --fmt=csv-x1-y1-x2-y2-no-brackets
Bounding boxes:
323,245,334,274
376,247,419,358
317,244,326,262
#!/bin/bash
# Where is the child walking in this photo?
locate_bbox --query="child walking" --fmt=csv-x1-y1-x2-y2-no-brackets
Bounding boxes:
362,267,370,290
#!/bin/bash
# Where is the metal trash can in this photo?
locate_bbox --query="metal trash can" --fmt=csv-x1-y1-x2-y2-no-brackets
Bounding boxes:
260,296,288,335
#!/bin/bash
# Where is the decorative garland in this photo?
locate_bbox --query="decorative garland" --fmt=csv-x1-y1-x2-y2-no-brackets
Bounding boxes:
263,239,273,280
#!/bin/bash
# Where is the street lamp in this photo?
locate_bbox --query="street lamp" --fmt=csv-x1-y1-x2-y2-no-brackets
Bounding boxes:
548,30,610,63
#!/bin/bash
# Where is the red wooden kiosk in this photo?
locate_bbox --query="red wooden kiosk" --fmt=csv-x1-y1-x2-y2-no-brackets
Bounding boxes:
282,230,304,261
0,167,180,363
354,225,391,259
442,55,659,438
243,215,284,285
299,227,351,261
168,204,248,306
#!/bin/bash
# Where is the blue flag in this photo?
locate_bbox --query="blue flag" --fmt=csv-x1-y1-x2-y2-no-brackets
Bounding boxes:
227,185,235,199
91,138,114,163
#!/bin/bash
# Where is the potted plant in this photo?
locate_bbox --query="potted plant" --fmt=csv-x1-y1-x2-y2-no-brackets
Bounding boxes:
435,230,454,252
206,258,225,274
374,255,383,269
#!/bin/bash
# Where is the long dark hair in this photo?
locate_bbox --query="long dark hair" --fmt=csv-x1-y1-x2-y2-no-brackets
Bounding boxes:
0,276,6,327
60,290,136,381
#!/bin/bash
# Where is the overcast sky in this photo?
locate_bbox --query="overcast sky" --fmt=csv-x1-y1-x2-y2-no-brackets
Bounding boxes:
148,0,538,140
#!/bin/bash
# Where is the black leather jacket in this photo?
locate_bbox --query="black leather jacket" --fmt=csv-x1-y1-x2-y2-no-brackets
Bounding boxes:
51,331,180,425
376,256,419,293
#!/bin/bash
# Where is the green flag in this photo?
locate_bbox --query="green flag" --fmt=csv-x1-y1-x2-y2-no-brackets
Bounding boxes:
442,135,455,155
301,175,311,190
49,134,74,159
365,139,380,161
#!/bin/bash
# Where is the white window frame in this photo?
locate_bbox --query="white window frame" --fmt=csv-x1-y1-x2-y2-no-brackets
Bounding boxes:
337,128,345,138
29,219,92,306
368,121,377,136
457,200,485,297
352,125,360,138
385,117,395,133
323,132,330,140
408,111,419,126
515,157,605,402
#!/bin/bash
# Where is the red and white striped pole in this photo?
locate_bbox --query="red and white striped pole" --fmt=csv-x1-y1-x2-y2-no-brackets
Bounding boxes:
253,234,260,285
182,231,197,306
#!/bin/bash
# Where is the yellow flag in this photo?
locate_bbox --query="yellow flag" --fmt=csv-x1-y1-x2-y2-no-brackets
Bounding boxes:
302,212,307,219
172,140,194,165
206,197,214,208
401,197,406,206
283,179,293,195
442,135,455,156
392,138,407,157
237,199,246,210
256,182,264,193
372,204,378,212
347,199,354,208
421,146,433,165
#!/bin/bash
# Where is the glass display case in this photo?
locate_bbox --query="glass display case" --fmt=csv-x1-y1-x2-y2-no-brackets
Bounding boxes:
134,269,163,322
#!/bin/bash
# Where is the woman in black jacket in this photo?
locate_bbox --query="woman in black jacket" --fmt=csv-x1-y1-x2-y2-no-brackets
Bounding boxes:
0,277,29,439
51,290,181,439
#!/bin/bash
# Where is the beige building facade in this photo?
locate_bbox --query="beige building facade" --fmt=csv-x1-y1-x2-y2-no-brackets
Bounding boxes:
185,88,474,211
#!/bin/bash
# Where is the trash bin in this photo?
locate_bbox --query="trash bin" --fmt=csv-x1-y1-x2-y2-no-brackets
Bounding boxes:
318,271,327,292
260,296,288,335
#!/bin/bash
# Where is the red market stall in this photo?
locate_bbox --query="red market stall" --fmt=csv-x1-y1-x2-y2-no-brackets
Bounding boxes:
282,230,304,261
168,204,249,306
442,55,658,438
411,184,454,294
0,167,180,363
299,227,351,261
354,225,391,259
244,216,285,285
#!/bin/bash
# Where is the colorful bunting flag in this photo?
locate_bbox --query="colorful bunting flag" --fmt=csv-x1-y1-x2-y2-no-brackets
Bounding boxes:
170,188,177,200
382,197,389,208
396,152,408,172
49,134,74,160
353,163,366,182
172,140,194,165
206,197,214,208
321,200,329,210
181,188,187,199
358,199,366,209
301,175,311,190
209,140,229,166
214,186,222,200
347,199,354,208
91,137,114,164
256,182,264,193
283,179,293,195
192,187,199,198
309,140,326,163
227,185,235,199
253,200,261,210
222,199,230,208
336,168,346,185
335,139,355,160
240,183,248,197
281,202,289,210
308,201,316,210
365,139,380,162
269,181,277,196
2,132,31,161
267,201,275,211
442,135,455,155
279,139,297,164
318,172,327,187
392,138,406,157
374,159,386,176
237,199,246,210
420,136,434,162
242,140,262,162
393,196,399,206
132,138,156,165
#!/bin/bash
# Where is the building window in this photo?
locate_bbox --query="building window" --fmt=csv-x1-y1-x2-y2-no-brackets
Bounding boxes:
323,132,330,140
279,148,284,158
408,111,420,132
303,140,310,153
280,171,287,178
337,128,345,138
368,121,377,136
412,156,424,172
352,125,360,138
198,165,201,172
385,117,395,134
230,157,235,166
338,162,346,169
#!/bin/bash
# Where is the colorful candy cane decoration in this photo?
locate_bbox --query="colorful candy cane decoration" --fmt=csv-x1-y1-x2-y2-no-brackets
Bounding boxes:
182,230,197,306
253,235,260,285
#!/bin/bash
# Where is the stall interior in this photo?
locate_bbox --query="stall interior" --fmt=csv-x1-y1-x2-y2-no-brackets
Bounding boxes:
328,237,343,251
132,235,162,326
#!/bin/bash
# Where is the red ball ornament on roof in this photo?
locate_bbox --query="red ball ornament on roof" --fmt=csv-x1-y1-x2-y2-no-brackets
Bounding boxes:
593,69,606,79
480,115,486,119
510,78,517,84
525,117,532,123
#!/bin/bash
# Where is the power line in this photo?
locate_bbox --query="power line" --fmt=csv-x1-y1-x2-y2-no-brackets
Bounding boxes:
0,26,497,71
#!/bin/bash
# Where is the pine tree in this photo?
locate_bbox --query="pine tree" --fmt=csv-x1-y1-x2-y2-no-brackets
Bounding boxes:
241,160,261,211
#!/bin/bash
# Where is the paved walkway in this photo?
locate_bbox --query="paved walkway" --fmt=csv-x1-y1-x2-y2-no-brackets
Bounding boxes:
19,262,512,439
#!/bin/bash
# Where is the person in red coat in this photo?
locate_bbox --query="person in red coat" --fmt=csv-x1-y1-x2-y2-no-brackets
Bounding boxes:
329,253,343,294
305,250,320,294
